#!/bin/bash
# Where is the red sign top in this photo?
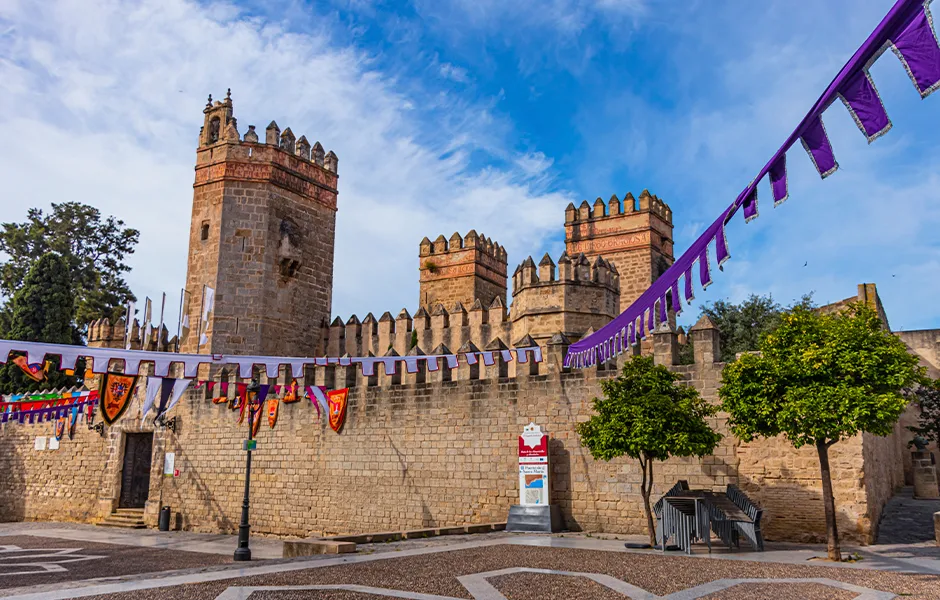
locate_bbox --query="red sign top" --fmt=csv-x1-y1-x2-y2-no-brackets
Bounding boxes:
519,434,548,458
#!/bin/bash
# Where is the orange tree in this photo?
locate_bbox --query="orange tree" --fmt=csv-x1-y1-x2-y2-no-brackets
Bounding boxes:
577,355,721,546
718,303,923,561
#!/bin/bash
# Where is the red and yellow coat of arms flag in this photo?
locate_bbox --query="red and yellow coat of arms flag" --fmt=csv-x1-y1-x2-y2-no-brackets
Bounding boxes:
328,388,349,433
13,355,46,383
99,372,138,425
267,396,279,429
54,416,66,441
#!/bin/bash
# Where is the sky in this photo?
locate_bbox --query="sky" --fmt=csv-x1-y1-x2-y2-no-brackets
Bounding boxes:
0,0,938,335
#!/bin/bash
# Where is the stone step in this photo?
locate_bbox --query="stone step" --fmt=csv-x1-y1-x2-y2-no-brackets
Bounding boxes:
99,519,147,529
105,513,146,522
114,508,145,515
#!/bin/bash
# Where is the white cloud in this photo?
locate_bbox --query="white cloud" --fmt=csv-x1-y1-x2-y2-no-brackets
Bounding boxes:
439,62,469,83
0,0,572,332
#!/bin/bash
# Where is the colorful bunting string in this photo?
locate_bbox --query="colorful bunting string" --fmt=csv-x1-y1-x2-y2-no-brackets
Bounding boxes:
0,339,541,379
567,0,940,368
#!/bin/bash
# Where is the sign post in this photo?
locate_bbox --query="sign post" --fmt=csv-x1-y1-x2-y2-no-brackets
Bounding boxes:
506,422,563,532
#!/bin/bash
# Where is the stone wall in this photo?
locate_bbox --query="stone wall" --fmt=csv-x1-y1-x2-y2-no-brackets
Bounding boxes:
0,418,111,523
0,323,906,545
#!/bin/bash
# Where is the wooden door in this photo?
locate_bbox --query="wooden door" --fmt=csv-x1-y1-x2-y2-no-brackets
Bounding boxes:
119,433,153,508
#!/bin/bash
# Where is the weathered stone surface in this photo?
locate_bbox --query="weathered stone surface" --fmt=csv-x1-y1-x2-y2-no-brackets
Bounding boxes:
283,539,356,556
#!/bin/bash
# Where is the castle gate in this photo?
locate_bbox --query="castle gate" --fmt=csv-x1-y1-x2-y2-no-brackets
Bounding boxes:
119,433,153,509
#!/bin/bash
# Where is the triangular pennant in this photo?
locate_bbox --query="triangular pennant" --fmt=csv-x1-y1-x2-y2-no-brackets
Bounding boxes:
141,377,162,424
164,379,192,413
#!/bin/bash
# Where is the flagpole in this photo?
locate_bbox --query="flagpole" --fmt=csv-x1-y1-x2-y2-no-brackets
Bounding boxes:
158,292,166,348
123,301,133,350
196,285,207,354
175,289,186,353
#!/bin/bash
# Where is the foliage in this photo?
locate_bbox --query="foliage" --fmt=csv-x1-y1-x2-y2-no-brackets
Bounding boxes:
0,253,84,393
410,328,418,350
577,355,721,545
718,303,923,560
679,293,815,364
0,202,139,329
906,378,940,446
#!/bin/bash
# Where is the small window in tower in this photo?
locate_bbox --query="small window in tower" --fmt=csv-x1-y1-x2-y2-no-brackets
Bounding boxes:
208,117,221,143
200,221,210,241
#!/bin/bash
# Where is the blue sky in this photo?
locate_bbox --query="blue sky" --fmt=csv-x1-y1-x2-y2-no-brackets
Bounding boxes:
1,0,938,333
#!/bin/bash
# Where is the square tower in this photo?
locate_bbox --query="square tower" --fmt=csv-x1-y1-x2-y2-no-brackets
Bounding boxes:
564,190,674,313
180,91,339,357
418,231,508,311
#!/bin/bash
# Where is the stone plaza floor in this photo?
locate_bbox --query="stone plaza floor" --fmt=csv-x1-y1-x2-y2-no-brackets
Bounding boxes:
1,523,939,599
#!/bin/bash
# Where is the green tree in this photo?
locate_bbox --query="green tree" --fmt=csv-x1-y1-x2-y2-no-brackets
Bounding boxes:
0,253,83,393
906,378,940,446
0,202,139,329
577,355,722,546
718,303,923,561
679,293,815,364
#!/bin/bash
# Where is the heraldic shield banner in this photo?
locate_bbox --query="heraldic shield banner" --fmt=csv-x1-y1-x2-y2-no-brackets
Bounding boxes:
100,372,138,425
328,388,349,433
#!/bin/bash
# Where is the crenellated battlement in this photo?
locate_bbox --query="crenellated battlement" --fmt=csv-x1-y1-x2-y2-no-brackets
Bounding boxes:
512,252,620,293
198,90,339,175
509,252,621,345
418,230,508,312
86,317,176,352
564,190,672,225
419,230,507,263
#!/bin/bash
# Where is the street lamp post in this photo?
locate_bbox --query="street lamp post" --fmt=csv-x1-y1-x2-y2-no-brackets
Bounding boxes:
234,378,260,561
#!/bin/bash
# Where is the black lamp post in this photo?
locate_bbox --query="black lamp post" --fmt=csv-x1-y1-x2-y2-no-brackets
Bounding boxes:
234,377,260,561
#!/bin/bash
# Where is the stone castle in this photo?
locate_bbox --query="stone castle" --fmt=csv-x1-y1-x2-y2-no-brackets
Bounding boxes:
1,93,938,544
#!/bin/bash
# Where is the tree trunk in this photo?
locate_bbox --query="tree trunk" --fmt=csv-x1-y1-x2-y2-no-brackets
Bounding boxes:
639,454,656,547
816,439,841,561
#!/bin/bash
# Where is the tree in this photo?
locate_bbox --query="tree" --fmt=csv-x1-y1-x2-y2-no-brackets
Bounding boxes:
906,378,940,446
718,303,923,561
679,293,815,364
577,355,722,546
0,202,139,329
0,253,83,393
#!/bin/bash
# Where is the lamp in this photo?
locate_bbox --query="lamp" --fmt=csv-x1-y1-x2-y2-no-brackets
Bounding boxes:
234,377,260,561
156,414,180,433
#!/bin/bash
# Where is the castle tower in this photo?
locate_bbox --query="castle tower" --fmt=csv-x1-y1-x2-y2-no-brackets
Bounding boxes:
418,231,508,312
180,90,339,357
564,191,673,313
510,252,620,345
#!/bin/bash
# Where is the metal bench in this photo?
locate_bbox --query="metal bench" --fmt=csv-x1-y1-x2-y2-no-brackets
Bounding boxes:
653,480,689,544
725,484,765,551
660,496,711,554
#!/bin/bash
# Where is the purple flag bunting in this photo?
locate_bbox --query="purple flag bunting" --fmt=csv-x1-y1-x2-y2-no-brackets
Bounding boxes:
840,70,892,141
769,155,788,205
800,116,839,178
892,3,940,97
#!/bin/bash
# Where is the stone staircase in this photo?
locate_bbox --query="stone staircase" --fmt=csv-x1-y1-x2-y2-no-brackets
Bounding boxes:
99,508,147,529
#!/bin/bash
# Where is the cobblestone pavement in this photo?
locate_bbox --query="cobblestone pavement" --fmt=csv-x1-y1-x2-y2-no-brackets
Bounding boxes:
0,536,937,600
876,487,940,545
0,534,230,591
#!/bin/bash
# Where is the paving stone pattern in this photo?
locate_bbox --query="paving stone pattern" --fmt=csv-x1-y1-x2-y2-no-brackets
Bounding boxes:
876,487,940,545
73,544,940,600
0,535,230,591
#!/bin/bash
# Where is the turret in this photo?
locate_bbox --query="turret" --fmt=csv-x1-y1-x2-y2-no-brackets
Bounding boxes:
511,250,620,345
418,230,508,312
565,188,674,312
